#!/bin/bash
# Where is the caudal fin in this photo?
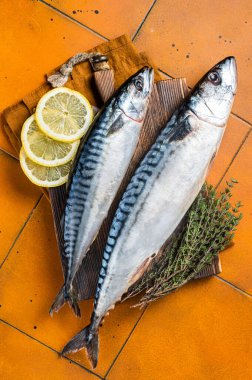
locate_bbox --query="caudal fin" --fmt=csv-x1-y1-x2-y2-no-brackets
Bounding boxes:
62,325,99,369
49,286,81,318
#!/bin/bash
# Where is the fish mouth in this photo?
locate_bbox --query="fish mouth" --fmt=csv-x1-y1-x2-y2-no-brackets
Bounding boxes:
216,56,238,94
228,57,238,95
147,67,154,89
140,66,154,92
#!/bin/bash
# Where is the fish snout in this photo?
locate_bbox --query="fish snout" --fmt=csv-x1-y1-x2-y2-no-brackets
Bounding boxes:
228,56,238,94
141,66,154,94
218,56,238,95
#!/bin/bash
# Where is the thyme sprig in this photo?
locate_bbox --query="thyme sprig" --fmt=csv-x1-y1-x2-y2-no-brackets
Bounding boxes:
127,180,242,308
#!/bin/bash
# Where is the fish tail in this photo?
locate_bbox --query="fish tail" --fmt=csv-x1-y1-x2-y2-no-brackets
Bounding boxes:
49,286,65,316
68,292,81,318
62,325,99,369
49,285,81,318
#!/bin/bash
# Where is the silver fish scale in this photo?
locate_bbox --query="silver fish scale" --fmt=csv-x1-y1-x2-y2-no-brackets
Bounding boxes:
94,119,177,305
64,103,115,283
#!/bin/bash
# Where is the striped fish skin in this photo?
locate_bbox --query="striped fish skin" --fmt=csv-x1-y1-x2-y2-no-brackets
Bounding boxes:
50,67,154,317
61,57,237,368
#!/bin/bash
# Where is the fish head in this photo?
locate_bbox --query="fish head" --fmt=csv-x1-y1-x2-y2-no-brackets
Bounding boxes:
188,57,237,127
116,66,154,122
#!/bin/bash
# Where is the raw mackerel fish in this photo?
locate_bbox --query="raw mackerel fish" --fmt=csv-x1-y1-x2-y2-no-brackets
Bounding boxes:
50,67,154,317
62,57,237,367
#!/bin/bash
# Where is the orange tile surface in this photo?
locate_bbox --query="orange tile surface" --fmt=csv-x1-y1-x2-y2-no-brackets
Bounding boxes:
43,0,154,39
217,132,252,295
0,197,143,377
134,0,252,123
0,321,97,379
0,0,102,154
107,278,252,380
206,116,249,186
0,150,40,265
1,1,252,379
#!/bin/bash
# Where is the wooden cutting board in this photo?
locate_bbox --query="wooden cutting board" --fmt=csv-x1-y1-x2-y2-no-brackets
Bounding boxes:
49,69,221,301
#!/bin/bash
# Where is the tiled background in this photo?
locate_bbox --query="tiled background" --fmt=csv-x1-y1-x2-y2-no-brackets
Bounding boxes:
0,1,251,379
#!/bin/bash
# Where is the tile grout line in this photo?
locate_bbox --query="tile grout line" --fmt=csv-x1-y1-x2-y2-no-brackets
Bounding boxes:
216,129,251,189
158,68,173,79
38,0,109,41
158,69,252,129
215,276,252,298
132,0,158,41
0,318,103,379
104,306,148,378
0,147,18,161
0,194,43,269
232,112,252,128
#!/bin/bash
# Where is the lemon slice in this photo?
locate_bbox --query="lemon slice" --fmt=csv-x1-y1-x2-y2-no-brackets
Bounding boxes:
20,148,72,187
36,87,93,142
21,115,79,167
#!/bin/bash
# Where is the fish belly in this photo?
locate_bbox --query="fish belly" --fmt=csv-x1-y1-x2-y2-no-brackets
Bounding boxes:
95,123,223,316
65,120,140,280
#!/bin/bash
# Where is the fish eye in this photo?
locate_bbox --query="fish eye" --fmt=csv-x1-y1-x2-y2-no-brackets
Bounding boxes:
208,71,221,85
134,78,144,91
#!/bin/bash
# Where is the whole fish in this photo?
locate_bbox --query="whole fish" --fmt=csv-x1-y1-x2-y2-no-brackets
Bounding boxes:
62,57,237,367
50,67,154,317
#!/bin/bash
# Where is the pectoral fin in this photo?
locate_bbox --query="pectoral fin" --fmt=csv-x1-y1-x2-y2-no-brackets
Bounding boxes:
107,114,125,136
